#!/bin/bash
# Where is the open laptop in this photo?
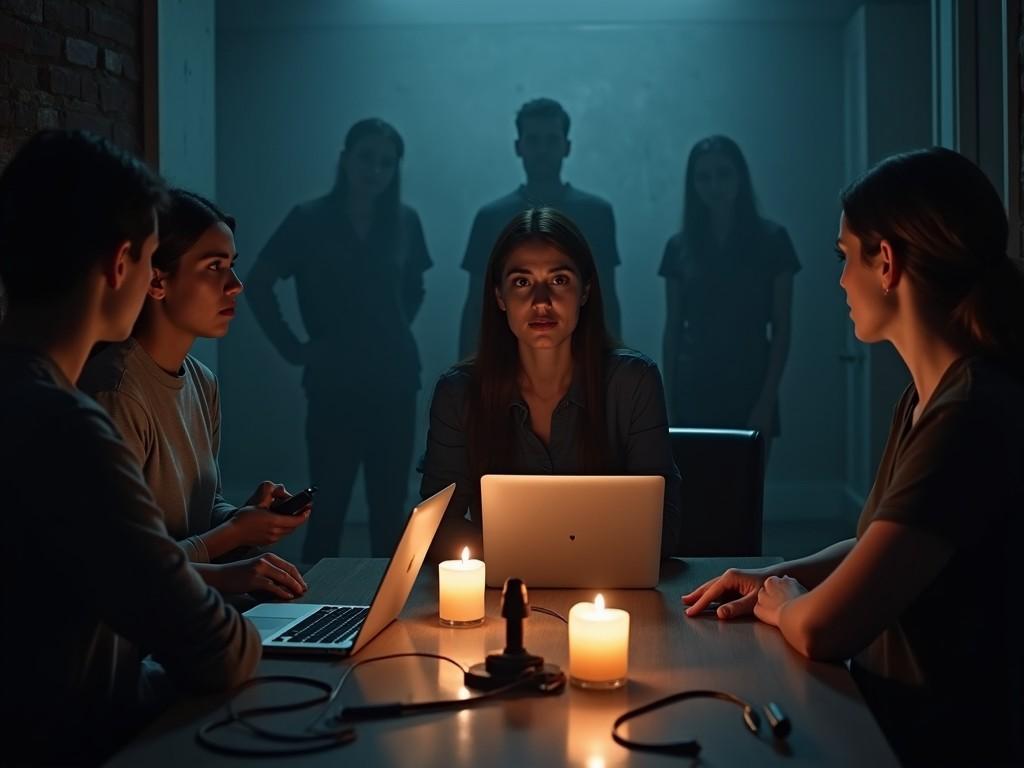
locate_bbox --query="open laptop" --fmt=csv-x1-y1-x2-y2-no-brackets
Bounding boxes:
244,483,454,655
481,475,664,589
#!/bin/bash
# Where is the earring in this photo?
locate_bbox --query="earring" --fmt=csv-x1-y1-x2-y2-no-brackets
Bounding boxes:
883,285,890,296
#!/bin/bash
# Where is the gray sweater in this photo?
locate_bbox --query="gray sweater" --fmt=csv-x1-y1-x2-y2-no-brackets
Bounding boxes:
1,346,260,763
81,339,237,562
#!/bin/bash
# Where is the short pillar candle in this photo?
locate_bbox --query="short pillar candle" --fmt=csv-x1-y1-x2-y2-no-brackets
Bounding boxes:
568,594,629,689
438,547,485,627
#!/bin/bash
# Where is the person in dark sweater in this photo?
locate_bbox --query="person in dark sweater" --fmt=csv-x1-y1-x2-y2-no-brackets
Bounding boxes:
421,207,680,563
683,148,1024,767
0,131,261,765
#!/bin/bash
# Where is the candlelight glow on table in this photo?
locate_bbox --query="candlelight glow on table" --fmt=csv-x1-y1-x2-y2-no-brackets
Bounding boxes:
568,594,630,689
438,547,485,627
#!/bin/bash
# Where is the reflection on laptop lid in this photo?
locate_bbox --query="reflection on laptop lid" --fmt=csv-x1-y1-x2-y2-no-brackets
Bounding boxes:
481,475,663,589
244,483,455,655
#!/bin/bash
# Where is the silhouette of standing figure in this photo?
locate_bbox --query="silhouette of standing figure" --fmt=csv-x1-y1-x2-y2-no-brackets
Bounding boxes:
660,136,800,451
247,119,432,560
458,98,621,359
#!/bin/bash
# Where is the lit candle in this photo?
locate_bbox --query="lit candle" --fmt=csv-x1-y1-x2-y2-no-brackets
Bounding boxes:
438,547,485,627
568,594,630,689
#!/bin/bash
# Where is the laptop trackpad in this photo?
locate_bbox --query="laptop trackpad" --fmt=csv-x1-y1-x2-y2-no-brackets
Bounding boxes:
250,615,294,639
244,603,316,640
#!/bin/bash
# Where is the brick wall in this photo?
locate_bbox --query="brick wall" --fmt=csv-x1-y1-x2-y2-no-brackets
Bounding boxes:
0,0,143,168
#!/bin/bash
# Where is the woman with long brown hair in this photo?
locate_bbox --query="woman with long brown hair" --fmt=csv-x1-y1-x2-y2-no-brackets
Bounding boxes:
247,118,432,560
660,135,800,451
683,148,1024,766
420,207,680,560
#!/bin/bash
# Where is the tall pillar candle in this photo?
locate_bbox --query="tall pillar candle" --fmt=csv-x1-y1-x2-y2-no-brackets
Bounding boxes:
568,594,629,689
438,547,485,627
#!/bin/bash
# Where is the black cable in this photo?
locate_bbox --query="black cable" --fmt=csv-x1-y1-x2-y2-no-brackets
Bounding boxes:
611,689,790,757
196,651,557,757
337,668,560,721
531,605,568,623
196,675,353,757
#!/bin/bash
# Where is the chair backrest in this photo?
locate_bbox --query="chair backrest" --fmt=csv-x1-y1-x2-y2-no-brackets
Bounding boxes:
669,427,765,556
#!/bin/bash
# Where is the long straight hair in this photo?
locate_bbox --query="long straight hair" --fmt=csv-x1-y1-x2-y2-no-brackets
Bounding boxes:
681,135,760,252
331,118,404,250
468,207,612,479
841,147,1024,377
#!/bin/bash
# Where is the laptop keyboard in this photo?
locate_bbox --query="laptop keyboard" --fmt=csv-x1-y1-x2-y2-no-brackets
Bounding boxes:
272,605,369,644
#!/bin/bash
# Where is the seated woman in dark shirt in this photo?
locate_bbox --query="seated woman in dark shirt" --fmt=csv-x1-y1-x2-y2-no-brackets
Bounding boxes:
683,148,1024,766
420,207,681,561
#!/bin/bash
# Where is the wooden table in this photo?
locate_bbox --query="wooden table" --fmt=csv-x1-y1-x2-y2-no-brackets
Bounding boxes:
107,557,899,766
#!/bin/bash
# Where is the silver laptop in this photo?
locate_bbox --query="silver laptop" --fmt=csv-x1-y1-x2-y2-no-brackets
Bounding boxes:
244,483,455,655
481,475,664,589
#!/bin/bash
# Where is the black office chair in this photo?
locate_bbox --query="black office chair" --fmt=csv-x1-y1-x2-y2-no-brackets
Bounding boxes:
669,427,765,557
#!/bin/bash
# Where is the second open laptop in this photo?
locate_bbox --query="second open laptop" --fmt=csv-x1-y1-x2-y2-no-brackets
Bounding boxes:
243,483,455,655
481,474,664,589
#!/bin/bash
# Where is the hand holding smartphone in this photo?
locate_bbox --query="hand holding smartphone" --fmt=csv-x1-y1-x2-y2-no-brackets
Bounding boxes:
270,486,317,516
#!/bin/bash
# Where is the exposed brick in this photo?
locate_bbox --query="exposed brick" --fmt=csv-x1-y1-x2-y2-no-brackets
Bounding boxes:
65,109,109,137
44,0,87,31
8,60,36,90
1,0,43,23
112,120,136,151
28,25,61,57
36,106,59,128
89,6,134,47
121,85,138,116
67,97,96,113
1,16,33,50
45,65,79,97
3,0,143,167
99,78,129,112
111,0,138,17
79,70,97,103
65,37,98,67
102,48,121,75
121,54,138,82
14,100,33,129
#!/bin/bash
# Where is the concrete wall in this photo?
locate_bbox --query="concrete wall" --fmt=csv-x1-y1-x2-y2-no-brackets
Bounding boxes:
215,1,858,557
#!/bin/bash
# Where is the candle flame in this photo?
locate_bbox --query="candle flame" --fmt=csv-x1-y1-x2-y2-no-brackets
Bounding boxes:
461,546,470,563
595,594,605,611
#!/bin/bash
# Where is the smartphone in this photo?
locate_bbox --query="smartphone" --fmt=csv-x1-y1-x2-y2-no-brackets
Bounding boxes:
270,486,317,516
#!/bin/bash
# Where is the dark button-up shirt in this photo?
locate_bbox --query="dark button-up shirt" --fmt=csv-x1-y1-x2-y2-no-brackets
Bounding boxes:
247,194,432,394
419,349,681,558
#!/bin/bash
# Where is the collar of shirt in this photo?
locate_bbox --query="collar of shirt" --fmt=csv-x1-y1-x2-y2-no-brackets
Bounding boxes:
515,183,572,208
508,370,587,422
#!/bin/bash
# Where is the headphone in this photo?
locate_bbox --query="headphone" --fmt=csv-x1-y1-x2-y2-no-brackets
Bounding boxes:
612,689,791,757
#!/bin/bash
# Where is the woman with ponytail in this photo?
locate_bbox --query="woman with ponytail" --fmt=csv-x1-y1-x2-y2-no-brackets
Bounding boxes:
682,148,1023,766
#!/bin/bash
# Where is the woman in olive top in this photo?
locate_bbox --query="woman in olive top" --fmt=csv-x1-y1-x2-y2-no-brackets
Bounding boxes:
82,190,309,599
420,207,681,562
683,148,1024,767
